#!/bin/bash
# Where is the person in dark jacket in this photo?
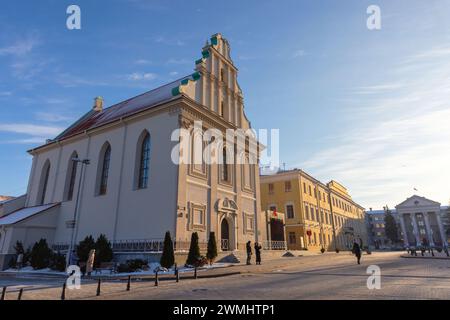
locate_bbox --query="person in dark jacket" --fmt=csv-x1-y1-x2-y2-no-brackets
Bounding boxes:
352,241,362,265
246,241,252,265
254,242,262,265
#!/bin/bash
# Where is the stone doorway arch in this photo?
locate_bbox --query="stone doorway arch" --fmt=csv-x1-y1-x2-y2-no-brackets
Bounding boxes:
216,198,238,251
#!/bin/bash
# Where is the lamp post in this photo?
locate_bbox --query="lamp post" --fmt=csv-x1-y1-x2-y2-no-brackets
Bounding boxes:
65,158,90,268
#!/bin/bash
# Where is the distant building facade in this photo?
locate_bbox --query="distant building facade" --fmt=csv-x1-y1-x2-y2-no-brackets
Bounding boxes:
395,195,449,248
260,169,367,252
365,208,403,249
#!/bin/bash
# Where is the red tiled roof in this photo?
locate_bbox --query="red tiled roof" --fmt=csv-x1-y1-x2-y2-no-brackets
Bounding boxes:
54,75,191,141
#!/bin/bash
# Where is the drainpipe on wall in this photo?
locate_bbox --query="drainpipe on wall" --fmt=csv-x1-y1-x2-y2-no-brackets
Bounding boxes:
327,191,337,252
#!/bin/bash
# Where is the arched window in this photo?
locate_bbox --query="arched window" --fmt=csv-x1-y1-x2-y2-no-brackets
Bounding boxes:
38,160,51,205
98,144,111,195
138,133,151,189
64,152,78,201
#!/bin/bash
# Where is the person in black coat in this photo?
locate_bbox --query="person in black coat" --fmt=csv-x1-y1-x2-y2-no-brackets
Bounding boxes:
246,241,252,265
254,242,262,265
352,241,362,265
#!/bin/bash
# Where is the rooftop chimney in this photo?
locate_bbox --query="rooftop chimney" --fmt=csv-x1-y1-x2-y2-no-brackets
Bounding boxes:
93,96,104,112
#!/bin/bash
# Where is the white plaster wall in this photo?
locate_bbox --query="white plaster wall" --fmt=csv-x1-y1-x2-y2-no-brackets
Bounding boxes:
115,111,179,241
28,110,179,245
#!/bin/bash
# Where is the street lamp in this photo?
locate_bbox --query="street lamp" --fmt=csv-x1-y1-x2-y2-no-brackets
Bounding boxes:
65,158,90,268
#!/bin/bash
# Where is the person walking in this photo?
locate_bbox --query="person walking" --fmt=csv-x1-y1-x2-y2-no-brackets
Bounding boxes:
352,241,362,265
246,241,252,265
254,242,262,265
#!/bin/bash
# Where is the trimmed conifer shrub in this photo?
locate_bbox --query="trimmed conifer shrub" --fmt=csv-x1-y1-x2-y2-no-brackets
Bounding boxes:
76,235,96,262
186,232,201,266
94,234,113,267
160,231,175,269
30,239,52,269
206,232,218,265
50,252,66,271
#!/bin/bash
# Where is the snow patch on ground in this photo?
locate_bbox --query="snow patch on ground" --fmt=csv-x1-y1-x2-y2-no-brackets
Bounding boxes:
4,266,66,275
3,262,235,277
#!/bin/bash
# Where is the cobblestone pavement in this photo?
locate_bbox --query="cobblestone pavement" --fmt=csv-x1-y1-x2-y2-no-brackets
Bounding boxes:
1,252,449,300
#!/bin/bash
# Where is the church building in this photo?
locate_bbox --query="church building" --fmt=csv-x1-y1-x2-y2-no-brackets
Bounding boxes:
0,34,265,268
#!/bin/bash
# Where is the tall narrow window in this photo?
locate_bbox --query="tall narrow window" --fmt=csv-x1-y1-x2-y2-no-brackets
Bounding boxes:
286,205,294,219
138,133,151,189
221,147,229,182
66,152,78,201
99,145,111,195
39,162,51,205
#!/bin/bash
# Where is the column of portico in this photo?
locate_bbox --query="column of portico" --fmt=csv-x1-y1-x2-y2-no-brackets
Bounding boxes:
399,213,409,247
435,212,447,248
422,212,434,247
410,213,421,246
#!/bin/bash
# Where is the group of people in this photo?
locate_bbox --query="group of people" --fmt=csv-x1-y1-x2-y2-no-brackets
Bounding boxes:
246,241,262,265
245,240,363,265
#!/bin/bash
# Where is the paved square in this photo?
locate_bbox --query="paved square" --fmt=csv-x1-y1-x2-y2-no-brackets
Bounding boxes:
1,252,449,300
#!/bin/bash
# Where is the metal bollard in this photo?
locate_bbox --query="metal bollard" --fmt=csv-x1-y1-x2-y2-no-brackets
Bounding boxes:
126,275,131,291
61,282,66,300
96,279,101,296
176,267,180,283
18,288,23,301
1,286,6,300
194,266,198,279
154,271,159,287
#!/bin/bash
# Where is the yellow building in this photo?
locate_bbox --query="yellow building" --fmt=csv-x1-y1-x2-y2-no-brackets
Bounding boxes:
260,170,367,252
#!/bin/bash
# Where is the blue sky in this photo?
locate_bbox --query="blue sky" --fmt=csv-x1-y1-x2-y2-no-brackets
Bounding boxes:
0,0,449,209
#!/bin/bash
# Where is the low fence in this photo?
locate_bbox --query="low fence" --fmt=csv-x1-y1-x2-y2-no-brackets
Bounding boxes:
52,239,208,254
262,241,287,251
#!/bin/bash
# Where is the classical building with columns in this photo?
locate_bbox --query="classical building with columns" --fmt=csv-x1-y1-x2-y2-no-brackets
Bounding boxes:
395,195,448,248
0,34,266,269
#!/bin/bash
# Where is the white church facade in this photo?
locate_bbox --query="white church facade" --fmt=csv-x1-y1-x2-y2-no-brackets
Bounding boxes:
0,34,267,269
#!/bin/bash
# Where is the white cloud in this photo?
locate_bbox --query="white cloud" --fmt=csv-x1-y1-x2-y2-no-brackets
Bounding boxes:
35,112,73,123
298,46,450,209
2,137,49,144
0,91,12,97
55,73,110,88
0,36,40,56
154,36,185,46
292,49,306,58
126,72,157,81
353,83,405,95
0,124,63,137
134,59,152,65
167,58,190,65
